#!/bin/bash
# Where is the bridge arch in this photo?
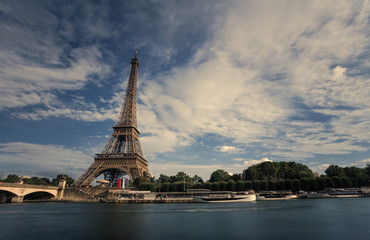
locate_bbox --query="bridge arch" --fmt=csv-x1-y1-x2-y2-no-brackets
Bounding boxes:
23,191,55,201
0,190,17,203
94,166,132,185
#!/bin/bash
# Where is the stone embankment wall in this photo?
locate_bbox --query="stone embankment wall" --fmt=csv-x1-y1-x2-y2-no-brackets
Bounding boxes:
62,188,108,201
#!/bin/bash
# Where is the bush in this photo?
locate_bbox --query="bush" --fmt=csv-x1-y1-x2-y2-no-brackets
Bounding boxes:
293,179,301,192
219,181,228,191
253,180,261,192
237,181,246,191
276,179,285,190
284,179,293,191
227,180,236,191
341,177,352,188
245,180,253,190
211,182,220,191
300,178,310,191
269,180,276,191
308,178,318,191
260,180,269,191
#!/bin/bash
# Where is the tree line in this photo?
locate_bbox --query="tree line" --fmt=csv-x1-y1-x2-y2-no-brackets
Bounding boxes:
2,162,369,192
136,162,370,192
0,174,74,186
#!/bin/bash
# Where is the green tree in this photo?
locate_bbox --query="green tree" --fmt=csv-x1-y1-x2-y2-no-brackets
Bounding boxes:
158,174,170,183
259,162,280,181
192,175,203,184
276,179,286,190
243,166,260,181
351,177,359,188
139,183,148,191
173,183,184,191
227,180,236,191
211,182,220,191
332,176,343,188
175,172,191,182
41,178,51,185
308,178,318,191
231,174,242,182
52,174,74,186
210,169,231,183
344,167,366,179
133,176,148,187
237,180,246,191
24,177,50,185
253,180,261,192
244,180,253,190
294,171,314,179
161,182,170,192
300,178,310,191
325,165,345,177
284,179,293,191
293,179,301,192
3,174,20,183
219,181,228,191
324,177,335,188
260,180,269,191
356,177,366,187
203,182,212,190
341,177,352,188
169,175,178,183
269,180,277,191
365,164,370,179
243,161,313,181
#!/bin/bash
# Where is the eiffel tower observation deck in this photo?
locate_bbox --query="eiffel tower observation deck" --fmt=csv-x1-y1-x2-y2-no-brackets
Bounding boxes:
74,51,151,187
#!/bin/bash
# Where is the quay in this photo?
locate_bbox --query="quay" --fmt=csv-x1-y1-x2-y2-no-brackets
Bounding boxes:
2,181,370,203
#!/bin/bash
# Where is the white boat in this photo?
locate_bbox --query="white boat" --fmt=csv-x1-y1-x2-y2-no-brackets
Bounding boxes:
307,192,331,198
193,191,256,203
256,193,297,201
308,189,364,198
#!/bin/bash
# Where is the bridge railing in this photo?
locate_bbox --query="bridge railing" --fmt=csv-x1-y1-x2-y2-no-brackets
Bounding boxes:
0,182,59,190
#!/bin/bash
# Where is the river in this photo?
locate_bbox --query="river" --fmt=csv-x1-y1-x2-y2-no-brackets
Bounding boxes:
1,198,369,240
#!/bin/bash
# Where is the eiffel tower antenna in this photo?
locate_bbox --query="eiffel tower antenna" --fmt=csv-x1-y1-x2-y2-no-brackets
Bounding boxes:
74,51,151,186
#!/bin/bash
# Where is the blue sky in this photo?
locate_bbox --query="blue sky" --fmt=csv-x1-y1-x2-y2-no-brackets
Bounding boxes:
0,0,369,180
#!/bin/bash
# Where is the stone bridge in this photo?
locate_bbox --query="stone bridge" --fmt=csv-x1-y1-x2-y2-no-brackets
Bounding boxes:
0,181,65,203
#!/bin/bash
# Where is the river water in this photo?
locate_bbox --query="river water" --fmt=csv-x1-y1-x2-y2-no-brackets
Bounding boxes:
1,198,369,240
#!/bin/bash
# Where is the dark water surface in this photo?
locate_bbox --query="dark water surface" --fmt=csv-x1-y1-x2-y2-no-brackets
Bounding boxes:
1,198,369,240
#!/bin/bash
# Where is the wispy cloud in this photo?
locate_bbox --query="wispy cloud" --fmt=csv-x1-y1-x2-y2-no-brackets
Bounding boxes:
214,146,243,153
0,1,111,110
0,142,92,178
1,1,369,178
136,0,370,160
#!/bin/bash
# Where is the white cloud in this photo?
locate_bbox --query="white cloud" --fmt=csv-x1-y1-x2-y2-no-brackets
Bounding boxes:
0,142,93,179
317,164,330,170
214,146,242,153
351,158,370,168
136,0,370,161
0,46,109,110
243,158,273,167
332,66,347,80
2,1,370,168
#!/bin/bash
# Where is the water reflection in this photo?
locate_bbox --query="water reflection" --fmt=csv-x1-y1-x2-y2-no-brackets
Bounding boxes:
1,199,370,240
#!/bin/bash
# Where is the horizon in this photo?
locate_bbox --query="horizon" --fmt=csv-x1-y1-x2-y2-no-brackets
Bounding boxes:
0,1,369,181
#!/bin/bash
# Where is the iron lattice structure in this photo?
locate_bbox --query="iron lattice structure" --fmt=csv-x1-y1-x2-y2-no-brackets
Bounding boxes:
74,53,151,187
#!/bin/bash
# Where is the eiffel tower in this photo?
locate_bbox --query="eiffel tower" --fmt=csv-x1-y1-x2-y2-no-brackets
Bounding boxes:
74,51,151,186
